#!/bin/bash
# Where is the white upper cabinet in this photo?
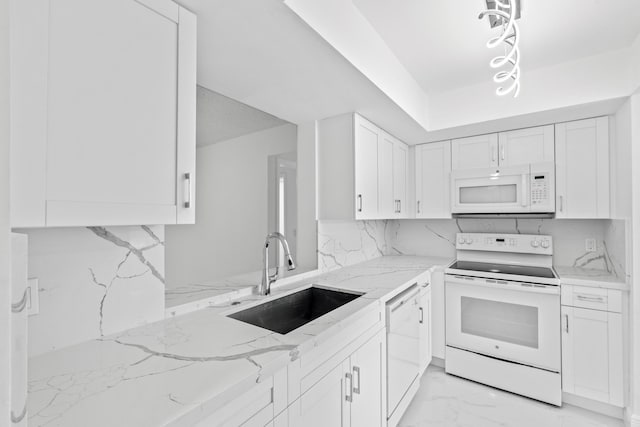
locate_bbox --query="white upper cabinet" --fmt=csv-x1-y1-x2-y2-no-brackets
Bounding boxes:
318,113,409,220
377,132,395,219
451,134,498,170
498,125,555,166
10,0,196,227
415,141,451,218
555,117,610,219
392,138,409,218
354,117,380,219
452,125,554,170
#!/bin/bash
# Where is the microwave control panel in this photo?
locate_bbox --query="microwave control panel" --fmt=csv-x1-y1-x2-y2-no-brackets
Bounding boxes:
531,174,550,205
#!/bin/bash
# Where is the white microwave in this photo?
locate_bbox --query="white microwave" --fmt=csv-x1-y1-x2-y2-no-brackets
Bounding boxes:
451,162,555,215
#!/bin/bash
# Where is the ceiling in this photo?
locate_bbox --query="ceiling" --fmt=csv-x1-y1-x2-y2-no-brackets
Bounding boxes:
196,86,288,147
352,0,640,93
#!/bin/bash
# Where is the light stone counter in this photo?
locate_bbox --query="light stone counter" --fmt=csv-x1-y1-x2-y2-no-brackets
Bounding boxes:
554,266,629,291
28,256,451,427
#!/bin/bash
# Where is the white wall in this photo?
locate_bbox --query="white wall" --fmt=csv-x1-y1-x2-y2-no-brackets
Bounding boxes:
165,123,298,286
628,92,640,427
296,121,318,271
0,0,10,423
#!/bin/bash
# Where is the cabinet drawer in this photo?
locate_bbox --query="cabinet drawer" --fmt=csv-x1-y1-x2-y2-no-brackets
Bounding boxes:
561,285,622,313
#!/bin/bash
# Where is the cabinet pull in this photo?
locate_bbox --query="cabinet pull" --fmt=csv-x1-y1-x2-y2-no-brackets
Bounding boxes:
559,195,563,212
345,372,353,402
576,294,605,303
501,145,505,161
564,314,569,333
353,366,361,395
398,200,401,213
184,173,192,208
357,195,363,213
417,200,421,214
419,307,424,324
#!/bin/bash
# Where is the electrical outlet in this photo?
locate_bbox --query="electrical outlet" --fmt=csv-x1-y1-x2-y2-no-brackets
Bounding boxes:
26,278,39,316
585,239,597,253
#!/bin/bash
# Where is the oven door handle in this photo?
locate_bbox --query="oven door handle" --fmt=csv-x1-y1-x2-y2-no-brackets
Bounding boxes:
445,276,560,295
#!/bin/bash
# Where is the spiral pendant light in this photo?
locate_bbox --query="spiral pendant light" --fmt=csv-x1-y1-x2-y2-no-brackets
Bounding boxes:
479,0,522,97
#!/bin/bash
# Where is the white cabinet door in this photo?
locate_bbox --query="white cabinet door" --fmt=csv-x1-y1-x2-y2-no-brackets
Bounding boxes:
555,117,609,218
498,125,554,166
451,134,498,170
393,140,409,218
350,331,384,427
289,361,350,427
378,133,395,219
418,286,432,375
561,305,623,405
415,141,451,218
10,0,196,227
430,269,445,360
354,116,380,220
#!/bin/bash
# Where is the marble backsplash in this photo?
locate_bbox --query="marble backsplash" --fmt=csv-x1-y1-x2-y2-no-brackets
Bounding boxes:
318,218,626,280
21,226,166,357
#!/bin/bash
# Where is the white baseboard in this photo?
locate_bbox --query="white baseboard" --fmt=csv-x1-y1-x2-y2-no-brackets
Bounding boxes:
430,356,445,368
626,411,640,427
562,392,623,419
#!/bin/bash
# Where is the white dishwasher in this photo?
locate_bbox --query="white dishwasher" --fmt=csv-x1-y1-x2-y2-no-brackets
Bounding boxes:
386,284,421,426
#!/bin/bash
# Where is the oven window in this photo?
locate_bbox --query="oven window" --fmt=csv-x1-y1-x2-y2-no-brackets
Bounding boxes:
461,296,539,348
459,184,517,204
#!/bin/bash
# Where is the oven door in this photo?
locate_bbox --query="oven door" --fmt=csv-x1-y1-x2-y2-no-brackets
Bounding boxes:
451,165,530,214
445,275,560,372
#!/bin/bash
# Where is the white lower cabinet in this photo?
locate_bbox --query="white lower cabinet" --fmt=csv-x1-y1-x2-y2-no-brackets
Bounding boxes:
561,285,624,407
289,329,385,427
418,283,433,374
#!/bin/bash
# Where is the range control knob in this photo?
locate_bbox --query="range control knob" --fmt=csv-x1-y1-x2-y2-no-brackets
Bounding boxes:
541,240,550,249
531,240,540,248
465,237,473,245
458,236,465,245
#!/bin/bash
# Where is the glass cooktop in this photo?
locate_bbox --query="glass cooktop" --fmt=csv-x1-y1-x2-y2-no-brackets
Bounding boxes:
448,261,556,279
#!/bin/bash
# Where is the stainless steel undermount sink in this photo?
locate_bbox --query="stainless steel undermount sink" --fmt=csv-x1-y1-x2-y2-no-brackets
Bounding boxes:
227,286,363,334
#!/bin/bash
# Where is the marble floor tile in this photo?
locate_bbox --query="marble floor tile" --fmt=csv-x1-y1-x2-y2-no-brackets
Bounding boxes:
399,366,623,427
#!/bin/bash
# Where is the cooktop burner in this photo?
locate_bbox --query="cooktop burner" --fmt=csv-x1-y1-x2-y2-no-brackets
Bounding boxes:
448,260,556,279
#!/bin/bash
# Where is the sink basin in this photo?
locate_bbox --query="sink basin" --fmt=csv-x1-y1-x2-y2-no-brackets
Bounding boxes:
228,286,363,334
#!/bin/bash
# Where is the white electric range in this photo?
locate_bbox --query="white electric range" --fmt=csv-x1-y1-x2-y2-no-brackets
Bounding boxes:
445,233,562,406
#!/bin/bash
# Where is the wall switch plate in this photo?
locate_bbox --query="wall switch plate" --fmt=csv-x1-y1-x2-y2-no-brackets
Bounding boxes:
585,239,597,253
27,278,39,316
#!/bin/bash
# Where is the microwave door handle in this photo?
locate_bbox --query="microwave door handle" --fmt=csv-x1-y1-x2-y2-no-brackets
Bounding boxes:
521,174,528,207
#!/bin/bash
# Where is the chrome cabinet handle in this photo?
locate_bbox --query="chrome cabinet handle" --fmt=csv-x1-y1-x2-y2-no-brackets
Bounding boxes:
419,307,424,324
184,173,192,208
417,200,421,214
357,195,363,212
501,145,505,161
576,295,605,303
559,195,564,212
353,366,361,395
345,372,353,402
398,200,401,213
564,314,569,333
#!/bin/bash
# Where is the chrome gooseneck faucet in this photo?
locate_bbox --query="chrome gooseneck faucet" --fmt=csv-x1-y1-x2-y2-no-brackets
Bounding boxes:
259,232,296,296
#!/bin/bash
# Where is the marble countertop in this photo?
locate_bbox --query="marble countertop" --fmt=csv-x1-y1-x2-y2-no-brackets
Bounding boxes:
164,267,320,317
28,256,450,427
554,266,629,291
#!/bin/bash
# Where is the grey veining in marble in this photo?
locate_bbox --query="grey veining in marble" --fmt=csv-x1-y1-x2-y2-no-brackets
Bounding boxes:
22,226,166,357
28,256,446,427
400,366,623,427
317,220,390,271
11,233,28,427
